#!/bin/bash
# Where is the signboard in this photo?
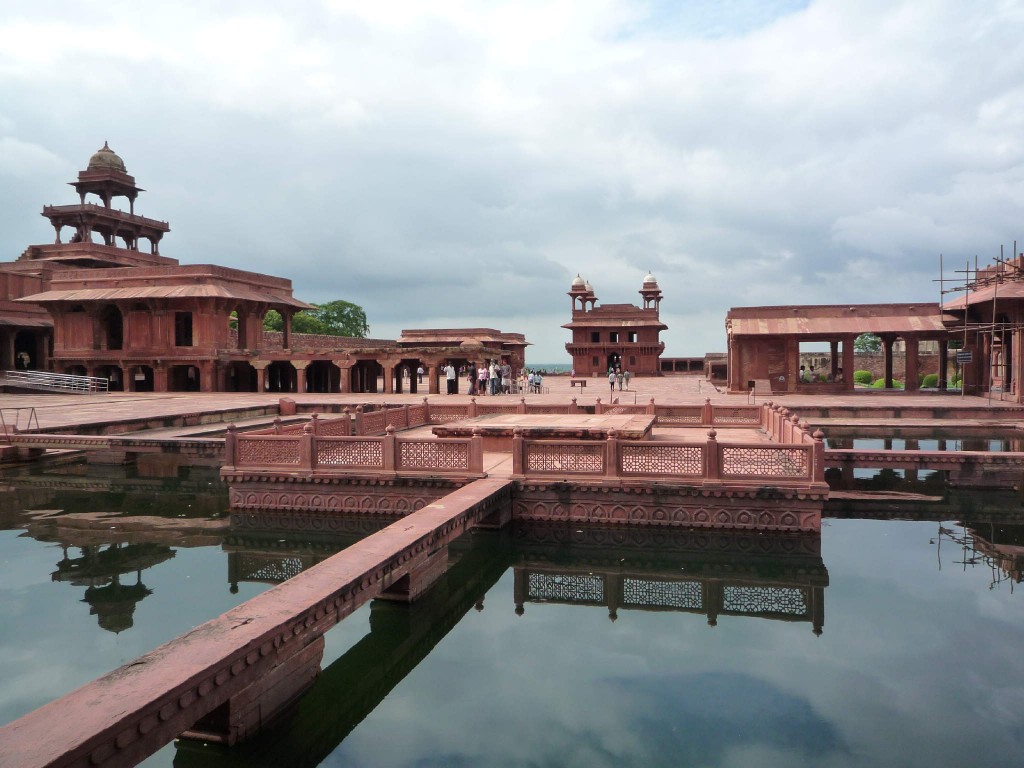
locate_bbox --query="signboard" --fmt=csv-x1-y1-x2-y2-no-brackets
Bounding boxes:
956,351,973,364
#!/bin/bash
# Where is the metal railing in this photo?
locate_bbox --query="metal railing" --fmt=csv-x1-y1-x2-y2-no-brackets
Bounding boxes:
2,370,109,393
0,407,40,440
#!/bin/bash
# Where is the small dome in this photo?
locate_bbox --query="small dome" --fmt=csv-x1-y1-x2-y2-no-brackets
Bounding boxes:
643,271,658,286
87,141,127,173
584,281,594,293
460,338,484,351
571,274,586,289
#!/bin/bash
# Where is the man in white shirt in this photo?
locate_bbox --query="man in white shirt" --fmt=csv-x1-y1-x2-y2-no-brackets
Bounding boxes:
443,363,456,394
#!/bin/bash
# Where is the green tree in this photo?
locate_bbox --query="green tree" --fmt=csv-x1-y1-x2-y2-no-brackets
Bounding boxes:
263,300,370,337
854,333,882,353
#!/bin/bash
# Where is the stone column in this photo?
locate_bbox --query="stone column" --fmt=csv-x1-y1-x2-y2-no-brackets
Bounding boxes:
842,335,855,390
881,336,895,388
938,339,949,390
382,362,394,394
335,361,352,393
252,361,269,392
153,364,169,393
200,360,215,392
830,340,839,379
294,360,309,393
427,364,440,395
1013,328,1024,403
0,329,12,370
904,337,920,391
787,338,799,392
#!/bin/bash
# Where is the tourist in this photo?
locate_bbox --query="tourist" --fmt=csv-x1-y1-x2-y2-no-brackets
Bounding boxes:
527,370,536,393
799,365,808,383
477,364,489,396
616,370,624,390
443,362,456,394
467,367,477,395
623,369,632,389
501,361,512,394
534,371,543,393
489,360,499,395
417,365,424,384
608,369,616,395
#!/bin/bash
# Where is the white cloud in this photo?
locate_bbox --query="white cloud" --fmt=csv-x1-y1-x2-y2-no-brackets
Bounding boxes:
0,0,1022,360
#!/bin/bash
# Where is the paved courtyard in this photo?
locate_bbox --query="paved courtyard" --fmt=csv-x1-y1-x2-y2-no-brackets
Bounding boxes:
0,373,1017,435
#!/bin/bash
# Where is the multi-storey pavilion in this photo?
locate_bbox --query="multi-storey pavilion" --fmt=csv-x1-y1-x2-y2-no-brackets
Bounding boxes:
10,144,531,396
563,273,667,375
17,144,311,392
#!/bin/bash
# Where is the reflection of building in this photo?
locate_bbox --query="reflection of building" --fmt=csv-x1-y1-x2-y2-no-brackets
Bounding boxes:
52,542,174,633
511,522,827,634
942,522,1024,587
564,273,666,376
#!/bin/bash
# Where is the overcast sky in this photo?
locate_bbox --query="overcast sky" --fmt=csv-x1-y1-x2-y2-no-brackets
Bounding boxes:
1,0,1022,362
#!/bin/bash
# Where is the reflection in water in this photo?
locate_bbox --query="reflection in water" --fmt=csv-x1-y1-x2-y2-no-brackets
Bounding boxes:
512,522,826,634
53,542,174,633
176,529,511,768
937,521,1024,590
176,522,827,768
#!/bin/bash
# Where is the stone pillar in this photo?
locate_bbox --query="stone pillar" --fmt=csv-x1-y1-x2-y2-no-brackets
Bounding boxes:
383,363,394,394
282,312,292,350
153,364,169,393
335,361,352,393
904,337,920,391
427,364,440,395
0,329,13,370
294,360,309,394
252,361,269,392
1013,328,1024,403
842,336,855,391
830,340,839,379
882,336,895,388
938,339,949,390
200,360,215,392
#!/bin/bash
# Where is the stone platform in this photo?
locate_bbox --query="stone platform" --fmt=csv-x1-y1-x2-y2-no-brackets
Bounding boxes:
432,413,654,452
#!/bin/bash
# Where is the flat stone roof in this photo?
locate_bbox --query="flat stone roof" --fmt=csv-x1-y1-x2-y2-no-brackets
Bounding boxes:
432,413,655,440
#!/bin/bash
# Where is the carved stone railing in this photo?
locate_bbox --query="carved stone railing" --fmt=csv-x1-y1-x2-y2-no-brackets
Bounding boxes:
227,425,484,477
227,400,823,482
515,567,825,632
511,428,824,483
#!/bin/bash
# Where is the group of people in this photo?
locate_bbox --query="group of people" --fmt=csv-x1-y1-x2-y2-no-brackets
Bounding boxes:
799,365,844,384
607,367,632,394
438,361,512,395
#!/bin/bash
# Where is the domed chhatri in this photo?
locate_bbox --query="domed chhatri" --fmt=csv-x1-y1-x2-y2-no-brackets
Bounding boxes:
571,274,586,289
565,270,667,376
87,141,127,174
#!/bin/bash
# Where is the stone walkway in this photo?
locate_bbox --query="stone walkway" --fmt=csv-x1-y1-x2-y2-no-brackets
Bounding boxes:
0,374,1019,435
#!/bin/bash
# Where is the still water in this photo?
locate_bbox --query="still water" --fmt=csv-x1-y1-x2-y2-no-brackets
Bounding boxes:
1,460,1022,767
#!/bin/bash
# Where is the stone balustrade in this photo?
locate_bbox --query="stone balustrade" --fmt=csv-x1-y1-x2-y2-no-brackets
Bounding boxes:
510,428,822,483
227,425,485,477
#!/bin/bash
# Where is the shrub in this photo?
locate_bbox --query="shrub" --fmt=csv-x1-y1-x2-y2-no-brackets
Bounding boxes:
871,378,904,389
922,373,939,388
853,370,873,385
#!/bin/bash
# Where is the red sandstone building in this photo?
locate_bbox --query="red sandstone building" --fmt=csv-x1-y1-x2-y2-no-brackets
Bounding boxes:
563,273,666,375
7,144,528,395
942,252,1024,402
725,303,953,394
